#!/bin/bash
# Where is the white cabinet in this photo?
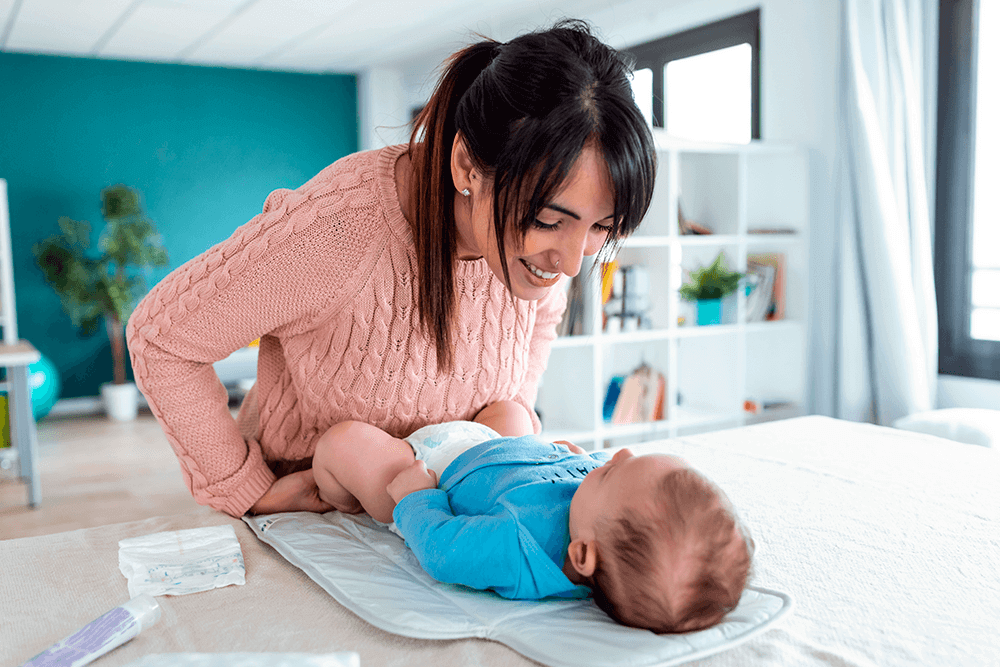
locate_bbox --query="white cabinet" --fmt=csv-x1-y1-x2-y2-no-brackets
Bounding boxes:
0,178,42,506
536,132,809,449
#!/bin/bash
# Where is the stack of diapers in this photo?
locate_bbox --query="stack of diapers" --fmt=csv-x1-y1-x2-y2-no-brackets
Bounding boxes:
244,512,793,667
119,525,246,597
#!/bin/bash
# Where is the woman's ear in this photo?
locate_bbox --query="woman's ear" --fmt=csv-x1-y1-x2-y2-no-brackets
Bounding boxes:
451,133,478,197
567,538,599,578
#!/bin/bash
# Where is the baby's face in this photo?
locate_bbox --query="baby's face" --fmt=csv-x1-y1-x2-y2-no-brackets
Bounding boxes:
569,449,688,541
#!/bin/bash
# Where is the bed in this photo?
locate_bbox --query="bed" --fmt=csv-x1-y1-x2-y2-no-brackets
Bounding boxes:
2,416,997,666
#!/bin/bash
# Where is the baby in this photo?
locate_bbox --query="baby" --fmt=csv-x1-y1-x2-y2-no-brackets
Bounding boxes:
311,401,754,634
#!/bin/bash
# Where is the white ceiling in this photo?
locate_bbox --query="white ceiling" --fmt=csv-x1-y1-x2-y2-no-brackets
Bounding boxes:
0,0,637,73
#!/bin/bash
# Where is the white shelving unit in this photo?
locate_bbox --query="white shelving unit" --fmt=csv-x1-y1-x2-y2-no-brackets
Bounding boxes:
0,178,42,506
536,132,810,450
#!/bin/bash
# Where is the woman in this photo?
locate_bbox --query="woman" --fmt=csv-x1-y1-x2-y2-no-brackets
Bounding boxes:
126,19,656,518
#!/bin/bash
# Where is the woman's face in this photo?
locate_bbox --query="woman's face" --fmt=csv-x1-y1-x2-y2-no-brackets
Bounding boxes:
456,144,615,301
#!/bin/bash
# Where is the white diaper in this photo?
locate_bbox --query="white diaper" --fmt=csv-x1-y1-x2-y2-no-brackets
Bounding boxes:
404,421,503,479
377,421,501,537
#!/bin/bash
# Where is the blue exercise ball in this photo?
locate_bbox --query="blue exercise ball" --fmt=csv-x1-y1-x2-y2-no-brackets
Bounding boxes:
27,353,62,421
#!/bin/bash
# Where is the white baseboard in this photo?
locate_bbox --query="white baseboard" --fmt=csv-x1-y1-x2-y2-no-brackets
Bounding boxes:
47,394,151,418
45,386,248,419
41,351,258,419
47,396,103,417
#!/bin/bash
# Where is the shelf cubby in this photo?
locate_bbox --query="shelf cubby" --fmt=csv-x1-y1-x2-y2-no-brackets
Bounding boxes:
542,131,809,448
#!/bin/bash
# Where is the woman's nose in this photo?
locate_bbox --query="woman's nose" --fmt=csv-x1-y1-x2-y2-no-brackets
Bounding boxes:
557,228,602,277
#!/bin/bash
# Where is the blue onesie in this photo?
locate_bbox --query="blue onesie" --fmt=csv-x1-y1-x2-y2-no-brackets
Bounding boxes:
392,434,610,600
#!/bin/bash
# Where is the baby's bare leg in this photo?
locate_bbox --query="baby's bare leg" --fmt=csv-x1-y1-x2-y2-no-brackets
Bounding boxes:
474,400,534,437
311,430,364,515
312,421,415,523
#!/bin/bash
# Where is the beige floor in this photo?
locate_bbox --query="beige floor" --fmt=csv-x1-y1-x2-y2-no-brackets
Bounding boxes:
0,411,204,540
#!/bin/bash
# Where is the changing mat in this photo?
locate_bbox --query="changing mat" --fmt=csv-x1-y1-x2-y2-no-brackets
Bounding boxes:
244,512,792,667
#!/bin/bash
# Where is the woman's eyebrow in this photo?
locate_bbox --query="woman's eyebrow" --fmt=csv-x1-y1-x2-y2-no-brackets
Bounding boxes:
544,203,614,221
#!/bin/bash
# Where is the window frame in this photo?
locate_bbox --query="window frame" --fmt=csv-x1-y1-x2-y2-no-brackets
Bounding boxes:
625,9,761,138
935,0,1000,380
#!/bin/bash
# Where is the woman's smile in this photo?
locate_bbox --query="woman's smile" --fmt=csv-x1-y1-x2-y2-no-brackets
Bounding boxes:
520,258,561,286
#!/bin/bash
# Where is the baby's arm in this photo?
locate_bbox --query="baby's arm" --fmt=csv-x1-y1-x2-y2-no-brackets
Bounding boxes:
474,400,534,437
312,421,416,523
386,460,439,504
389,478,524,597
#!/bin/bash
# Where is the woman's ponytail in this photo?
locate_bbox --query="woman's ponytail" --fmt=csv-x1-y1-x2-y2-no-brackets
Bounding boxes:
408,39,500,373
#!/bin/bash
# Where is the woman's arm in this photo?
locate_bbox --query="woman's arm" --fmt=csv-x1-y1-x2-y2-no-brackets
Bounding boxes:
127,186,370,517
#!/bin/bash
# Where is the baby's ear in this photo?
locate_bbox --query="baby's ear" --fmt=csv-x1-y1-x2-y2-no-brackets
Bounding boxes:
567,538,599,577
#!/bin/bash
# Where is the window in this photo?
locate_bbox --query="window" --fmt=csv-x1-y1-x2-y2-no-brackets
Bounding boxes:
626,9,760,143
936,0,1000,379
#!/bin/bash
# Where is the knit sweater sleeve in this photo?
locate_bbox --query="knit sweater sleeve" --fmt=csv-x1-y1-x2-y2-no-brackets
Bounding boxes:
512,282,568,433
126,183,374,517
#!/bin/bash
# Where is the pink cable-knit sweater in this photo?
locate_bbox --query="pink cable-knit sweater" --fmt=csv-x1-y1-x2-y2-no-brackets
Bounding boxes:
126,144,567,517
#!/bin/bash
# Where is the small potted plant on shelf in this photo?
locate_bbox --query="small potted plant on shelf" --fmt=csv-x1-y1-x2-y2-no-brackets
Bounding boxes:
34,185,169,421
678,252,744,326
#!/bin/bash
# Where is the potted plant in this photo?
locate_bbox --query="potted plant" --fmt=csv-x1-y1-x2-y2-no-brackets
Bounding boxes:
678,252,744,325
33,185,168,420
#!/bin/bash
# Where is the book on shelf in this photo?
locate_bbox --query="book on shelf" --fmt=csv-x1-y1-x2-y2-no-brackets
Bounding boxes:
600,260,618,305
598,261,618,332
609,363,665,425
745,262,775,323
557,274,586,336
602,376,624,422
746,252,786,321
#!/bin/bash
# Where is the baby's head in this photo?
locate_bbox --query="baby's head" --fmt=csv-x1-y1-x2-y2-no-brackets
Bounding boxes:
567,449,753,633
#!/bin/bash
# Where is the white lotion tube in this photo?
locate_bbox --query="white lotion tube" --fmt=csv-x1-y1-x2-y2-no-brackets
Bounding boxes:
21,594,162,667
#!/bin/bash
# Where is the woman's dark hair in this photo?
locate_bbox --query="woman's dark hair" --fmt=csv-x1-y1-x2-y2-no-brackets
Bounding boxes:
408,19,656,371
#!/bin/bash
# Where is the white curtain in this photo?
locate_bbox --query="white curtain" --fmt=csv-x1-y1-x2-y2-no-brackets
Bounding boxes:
836,0,938,425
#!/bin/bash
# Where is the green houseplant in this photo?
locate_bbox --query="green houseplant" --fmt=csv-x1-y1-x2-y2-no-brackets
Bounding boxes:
679,252,744,325
33,185,168,419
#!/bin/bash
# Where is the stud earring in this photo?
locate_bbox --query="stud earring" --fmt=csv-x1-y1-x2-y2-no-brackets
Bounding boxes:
461,188,470,197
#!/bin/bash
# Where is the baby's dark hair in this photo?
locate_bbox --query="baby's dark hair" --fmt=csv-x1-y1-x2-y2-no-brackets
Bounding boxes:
590,467,754,634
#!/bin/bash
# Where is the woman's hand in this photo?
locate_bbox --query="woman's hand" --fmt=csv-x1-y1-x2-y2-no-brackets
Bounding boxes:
249,469,336,515
386,460,438,504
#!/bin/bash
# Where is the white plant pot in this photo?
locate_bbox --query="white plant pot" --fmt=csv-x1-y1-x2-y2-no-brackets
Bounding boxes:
101,382,139,421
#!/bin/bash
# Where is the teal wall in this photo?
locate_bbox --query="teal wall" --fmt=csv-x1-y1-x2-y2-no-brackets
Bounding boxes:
0,52,357,401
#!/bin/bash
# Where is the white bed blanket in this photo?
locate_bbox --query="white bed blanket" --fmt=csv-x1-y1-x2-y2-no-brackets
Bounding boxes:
2,416,997,667
666,416,1000,666
242,415,999,666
